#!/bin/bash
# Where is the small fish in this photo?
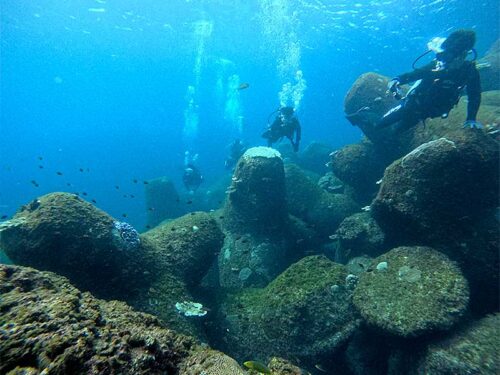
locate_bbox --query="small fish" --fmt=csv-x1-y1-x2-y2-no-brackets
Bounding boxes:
115,185,120,190
123,194,128,198
145,225,151,229
122,213,127,218
30,180,39,187
237,82,250,90
82,192,88,196
1,215,8,220
38,165,44,169
186,200,193,204
37,156,43,160
148,207,155,211
143,181,149,185
243,361,271,374
56,171,63,176
133,179,138,183
66,183,72,186
79,168,84,172
130,194,135,198
91,199,97,203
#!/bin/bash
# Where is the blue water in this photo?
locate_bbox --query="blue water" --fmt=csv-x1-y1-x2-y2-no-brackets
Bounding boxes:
1,0,498,229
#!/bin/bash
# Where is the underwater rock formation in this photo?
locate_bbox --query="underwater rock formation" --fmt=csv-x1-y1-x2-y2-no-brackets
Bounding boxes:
414,314,500,375
478,39,500,92
295,141,333,175
134,212,223,338
353,246,469,338
333,212,387,261
0,264,250,375
285,163,358,238
218,147,291,288
0,192,145,301
317,171,344,194
223,147,287,235
330,140,388,204
372,131,499,244
144,176,183,228
215,256,360,365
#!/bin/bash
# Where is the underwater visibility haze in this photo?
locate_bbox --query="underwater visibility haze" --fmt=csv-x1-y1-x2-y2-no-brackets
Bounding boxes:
0,0,499,374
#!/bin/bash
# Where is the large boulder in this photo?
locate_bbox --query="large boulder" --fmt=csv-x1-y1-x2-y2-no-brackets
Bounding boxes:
478,39,500,92
296,141,333,175
285,163,359,238
145,176,183,228
333,212,388,261
372,131,499,243
0,264,247,375
330,140,389,204
218,147,292,288
133,212,224,338
414,314,500,375
214,256,360,365
0,192,145,300
353,246,469,338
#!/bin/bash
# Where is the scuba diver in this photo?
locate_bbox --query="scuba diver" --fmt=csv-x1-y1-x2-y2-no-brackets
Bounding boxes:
224,138,247,170
183,151,203,193
374,29,482,132
262,106,301,152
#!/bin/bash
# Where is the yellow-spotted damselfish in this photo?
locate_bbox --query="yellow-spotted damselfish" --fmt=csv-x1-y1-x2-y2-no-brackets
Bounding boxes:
243,360,271,374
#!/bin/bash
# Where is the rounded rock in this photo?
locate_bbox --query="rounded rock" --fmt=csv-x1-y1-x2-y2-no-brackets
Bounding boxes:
353,246,469,338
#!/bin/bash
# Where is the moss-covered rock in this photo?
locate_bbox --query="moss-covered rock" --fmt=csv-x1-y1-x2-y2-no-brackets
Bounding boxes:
215,256,360,364
144,176,183,228
0,264,249,375
353,246,469,338
132,212,223,338
0,192,145,300
295,141,333,175
414,314,500,375
141,212,223,287
372,131,499,244
334,212,387,260
478,39,500,92
330,140,389,204
223,147,287,235
285,164,359,238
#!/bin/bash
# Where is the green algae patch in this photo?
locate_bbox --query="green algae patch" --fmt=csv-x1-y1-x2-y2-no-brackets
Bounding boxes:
417,314,500,374
218,256,360,362
353,246,469,338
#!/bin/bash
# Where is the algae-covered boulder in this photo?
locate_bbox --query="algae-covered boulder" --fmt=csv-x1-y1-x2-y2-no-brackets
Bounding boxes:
334,212,387,260
133,212,223,338
0,192,145,300
415,314,500,375
318,171,344,193
478,39,500,92
296,141,333,175
0,264,248,375
145,176,183,227
353,246,469,338
285,163,358,237
372,132,499,243
141,212,223,286
215,256,360,364
223,147,287,235
330,140,388,204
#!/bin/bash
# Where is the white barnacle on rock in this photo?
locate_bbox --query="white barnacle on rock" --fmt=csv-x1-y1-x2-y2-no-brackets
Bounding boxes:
242,146,282,160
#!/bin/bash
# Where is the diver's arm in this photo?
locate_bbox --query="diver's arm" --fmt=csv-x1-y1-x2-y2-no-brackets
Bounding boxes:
465,66,481,121
397,62,436,85
295,120,301,145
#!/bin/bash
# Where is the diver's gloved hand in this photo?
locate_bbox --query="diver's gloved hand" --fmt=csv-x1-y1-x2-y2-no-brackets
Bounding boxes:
387,79,402,99
387,78,400,92
463,120,483,129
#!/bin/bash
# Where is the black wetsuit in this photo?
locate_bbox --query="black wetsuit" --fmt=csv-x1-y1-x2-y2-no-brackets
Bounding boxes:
263,116,301,151
377,60,481,130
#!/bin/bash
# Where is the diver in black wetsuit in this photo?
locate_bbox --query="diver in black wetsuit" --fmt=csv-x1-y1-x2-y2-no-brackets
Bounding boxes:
262,106,302,152
377,29,482,132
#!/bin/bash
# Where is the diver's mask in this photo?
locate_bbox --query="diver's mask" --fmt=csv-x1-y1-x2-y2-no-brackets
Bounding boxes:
412,36,477,71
